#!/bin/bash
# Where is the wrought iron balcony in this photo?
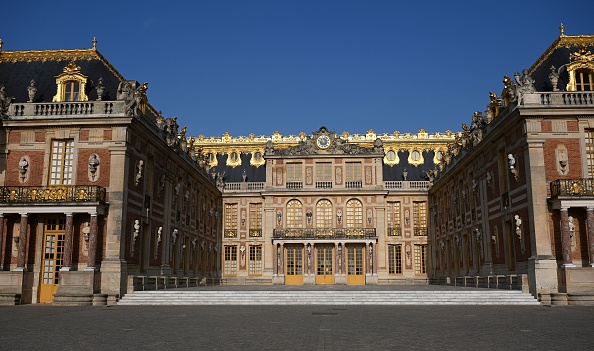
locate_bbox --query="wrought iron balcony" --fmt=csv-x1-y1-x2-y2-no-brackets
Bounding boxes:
550,178,594,198
414,227,428,236
249,228,262,237
273,227,376,240
388,226,402,236
0,185,106,204
224,229,237,238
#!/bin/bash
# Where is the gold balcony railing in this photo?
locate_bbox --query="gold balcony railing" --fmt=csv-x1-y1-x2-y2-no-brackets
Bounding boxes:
388,227,402,236
249,229,262,237
414,227,428,236
0,185,106,204
550,178,594,198
224,229,237,238
273,227,376,240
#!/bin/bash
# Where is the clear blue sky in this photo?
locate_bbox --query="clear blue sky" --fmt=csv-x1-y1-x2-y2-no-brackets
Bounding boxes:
2,1,593,137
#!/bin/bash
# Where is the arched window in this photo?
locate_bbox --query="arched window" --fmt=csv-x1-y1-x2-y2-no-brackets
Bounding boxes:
316,199,333,228
346,198,363,228
286,200,303,228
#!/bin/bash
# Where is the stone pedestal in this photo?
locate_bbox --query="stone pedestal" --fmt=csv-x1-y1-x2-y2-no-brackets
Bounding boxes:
303,274,315,285
100,259,128,305
365,273,378,285
0,271,24,305
272,274,284,285
53,271,97,306
527,256,559,296
562,267,594,295
334,274,347,285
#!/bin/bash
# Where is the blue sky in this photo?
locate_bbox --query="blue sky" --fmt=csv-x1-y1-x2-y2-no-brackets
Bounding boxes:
2,1,594,137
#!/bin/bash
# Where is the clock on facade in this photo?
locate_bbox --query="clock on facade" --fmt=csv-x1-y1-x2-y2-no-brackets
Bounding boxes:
316,135,331,149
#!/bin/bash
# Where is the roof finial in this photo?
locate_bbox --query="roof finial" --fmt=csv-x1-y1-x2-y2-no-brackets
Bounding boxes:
92,37,97,50
560,23,565,37
0,39,3,52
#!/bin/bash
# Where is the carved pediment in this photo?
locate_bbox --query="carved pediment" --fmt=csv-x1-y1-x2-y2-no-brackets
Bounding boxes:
269,126,384,156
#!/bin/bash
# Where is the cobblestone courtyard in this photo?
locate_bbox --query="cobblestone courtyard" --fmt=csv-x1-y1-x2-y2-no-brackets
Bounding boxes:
1,304,592,350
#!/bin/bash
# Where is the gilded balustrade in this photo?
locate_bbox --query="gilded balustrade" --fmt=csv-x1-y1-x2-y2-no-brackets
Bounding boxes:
0,185,106,204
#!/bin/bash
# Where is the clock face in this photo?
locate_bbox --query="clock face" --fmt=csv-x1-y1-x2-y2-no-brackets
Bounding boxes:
316,135,331,149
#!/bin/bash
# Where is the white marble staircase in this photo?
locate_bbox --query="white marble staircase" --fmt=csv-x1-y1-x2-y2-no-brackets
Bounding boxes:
117,289,540,306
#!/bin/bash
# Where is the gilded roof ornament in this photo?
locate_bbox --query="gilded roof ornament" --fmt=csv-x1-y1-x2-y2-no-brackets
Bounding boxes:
63,61,82,74
92,37,97,50
560,23,565,37
0,39,3,52
569,47,594,63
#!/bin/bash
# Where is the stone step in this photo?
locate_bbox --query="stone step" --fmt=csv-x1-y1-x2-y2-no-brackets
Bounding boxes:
118,289,540,305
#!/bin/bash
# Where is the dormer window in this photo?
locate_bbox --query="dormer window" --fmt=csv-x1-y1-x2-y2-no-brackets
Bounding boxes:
52,61,89,102
565,48,594,92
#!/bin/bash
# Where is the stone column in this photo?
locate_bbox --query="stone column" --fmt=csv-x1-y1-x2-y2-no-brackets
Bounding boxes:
279,243,284,275
15,213,28,271
587,207,594,267
272,243,278,275
365,242,371,274
560,208,575,267
334,242,340,275
0,214,4,271
373,242,378,275
86,212,98,270
61,213,74,271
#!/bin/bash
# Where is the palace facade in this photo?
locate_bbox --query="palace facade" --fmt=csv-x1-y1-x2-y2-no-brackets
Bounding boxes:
1,25,594,305
197,126,451,285
0,42,222,305
428,26,594,305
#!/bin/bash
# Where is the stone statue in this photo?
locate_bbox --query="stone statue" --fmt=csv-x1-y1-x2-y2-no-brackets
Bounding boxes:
19,156,29,181
135,160,144,186
88,154,100,181
548,66,560,91
514,215,522,239
265,140,275,155
27,80,37,102
0,84,13,118
402,167,408,181
508,154,516,169
95,78,105,101
514,69,536,104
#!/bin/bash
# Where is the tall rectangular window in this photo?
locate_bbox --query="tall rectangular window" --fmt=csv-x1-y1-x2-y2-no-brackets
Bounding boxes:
249,203,262,237
387,201,401,236
287,163,303,182
316,162,332,181
49,140,74,185
345,162,361,182
576,69,594,91
587,129,594,177
413,201,427,236
388,245,402,274
415,244,427,274
249,245,262,276
224,203,238,237
224,246,237,276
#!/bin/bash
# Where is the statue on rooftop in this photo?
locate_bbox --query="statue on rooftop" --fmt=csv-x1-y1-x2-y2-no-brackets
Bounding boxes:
27,80,37,102
514,69,536,104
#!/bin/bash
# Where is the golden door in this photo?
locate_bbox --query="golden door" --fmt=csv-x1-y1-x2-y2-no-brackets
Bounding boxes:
316,245,334,284
346,245,365,285
39,218,65,303
285,246,303,285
